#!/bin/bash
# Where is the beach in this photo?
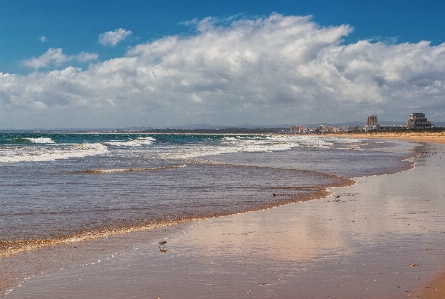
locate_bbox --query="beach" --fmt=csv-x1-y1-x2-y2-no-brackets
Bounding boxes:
1,135,445,298
332,131,445,144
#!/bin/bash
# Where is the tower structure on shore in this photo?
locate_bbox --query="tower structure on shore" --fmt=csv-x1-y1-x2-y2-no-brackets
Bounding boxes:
367,115,378,126
365,115,378,131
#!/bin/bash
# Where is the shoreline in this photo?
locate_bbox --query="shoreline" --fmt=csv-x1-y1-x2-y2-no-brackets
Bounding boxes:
1,138,445,298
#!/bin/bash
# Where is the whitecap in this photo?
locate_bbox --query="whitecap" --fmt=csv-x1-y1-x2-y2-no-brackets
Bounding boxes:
25,137,55,144
0,143,109,163
105,137,155,147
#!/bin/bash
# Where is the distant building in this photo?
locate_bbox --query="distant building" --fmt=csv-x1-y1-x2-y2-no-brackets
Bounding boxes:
290,125,305,134
367,115,378,126
407,113,432,129
316,124,334,134
364,115,378,131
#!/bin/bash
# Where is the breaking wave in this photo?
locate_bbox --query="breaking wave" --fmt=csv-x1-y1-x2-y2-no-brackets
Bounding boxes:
0,143,109,163
104,137,155,147
24,137,55,144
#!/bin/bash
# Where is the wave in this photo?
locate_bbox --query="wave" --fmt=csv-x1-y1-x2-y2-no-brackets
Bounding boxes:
0,143,109,164
154,135,350,160
24,137,55,144
221,135,338,152
81,164,186,173
104,137,155,147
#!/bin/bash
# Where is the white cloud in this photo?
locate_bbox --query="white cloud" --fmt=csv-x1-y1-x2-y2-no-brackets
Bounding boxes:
98,28,132,46
23,48,70,69
2,14,445,129
23,48,98,70
40,36,46,42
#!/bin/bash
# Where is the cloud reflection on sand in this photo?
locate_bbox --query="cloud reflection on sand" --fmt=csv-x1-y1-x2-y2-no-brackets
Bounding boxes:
172,143,445,266
174,203,350,262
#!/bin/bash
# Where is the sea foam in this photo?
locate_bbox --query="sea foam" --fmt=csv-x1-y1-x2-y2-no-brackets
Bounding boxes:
25,137,55,144
0,143,109,163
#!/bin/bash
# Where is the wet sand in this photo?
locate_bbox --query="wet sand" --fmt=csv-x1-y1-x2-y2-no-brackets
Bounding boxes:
2,141,445,298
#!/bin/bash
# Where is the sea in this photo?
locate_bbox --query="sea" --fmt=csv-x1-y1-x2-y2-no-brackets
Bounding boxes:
0,132,419,258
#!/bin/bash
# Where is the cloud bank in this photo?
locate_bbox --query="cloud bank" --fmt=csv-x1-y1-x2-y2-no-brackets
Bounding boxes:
98,28,132,46
1,14,445,129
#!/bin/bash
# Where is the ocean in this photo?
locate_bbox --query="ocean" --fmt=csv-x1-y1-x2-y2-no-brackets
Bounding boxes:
0,133,418,258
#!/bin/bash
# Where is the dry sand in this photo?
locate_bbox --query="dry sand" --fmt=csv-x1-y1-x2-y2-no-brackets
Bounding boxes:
330,131,445,144
417,271,445,299
2,139,445,298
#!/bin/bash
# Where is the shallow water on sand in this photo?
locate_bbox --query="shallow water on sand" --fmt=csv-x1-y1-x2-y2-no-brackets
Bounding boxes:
4,142,443,299
0,134,415,257
0,134,420,296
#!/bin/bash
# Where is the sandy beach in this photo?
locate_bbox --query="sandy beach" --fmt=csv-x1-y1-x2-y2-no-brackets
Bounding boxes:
331,131,445,144
2,138,445,298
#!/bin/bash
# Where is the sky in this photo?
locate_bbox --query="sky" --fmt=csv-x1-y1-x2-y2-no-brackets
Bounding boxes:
1,0,445,129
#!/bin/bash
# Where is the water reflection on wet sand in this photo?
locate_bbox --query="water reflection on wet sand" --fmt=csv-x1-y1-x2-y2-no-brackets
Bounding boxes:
3,143,445,298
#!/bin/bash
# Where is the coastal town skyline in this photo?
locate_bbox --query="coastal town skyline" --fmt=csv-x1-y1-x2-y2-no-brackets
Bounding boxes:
1,110,442,133
288,112,437,134
1,0,445,130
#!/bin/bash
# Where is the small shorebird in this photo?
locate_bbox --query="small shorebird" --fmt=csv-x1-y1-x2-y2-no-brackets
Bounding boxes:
158,241,167,247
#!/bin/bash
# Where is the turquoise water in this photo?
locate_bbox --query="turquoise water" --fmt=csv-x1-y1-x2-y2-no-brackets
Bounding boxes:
0,133,417,256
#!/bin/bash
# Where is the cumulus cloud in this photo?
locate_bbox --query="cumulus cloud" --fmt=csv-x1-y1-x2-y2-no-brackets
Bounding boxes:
2,14,445,129
23,48,98,70
40,36,46,42
98,28,132,46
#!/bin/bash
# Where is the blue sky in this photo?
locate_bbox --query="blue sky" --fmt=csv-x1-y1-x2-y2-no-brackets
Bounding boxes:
1,0,445,129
